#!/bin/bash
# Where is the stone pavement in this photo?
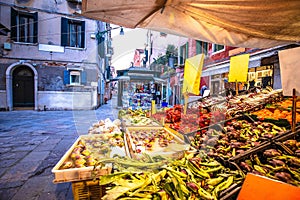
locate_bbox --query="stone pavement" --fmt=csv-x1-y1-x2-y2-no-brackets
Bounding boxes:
0,95,120,200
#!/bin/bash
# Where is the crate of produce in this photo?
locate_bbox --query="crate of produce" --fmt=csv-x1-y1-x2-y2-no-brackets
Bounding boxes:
98,151,245,200
124,126,190,159
235,142,300,187
72,180,106,200
52,134,128,183
88,118,122,135
118,108,163,127
186,115,288,160
249,97,300,128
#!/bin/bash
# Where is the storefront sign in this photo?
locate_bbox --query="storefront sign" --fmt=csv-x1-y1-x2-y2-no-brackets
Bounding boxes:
228,54,250,82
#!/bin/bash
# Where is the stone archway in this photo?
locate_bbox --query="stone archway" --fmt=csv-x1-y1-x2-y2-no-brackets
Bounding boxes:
6,62,38,111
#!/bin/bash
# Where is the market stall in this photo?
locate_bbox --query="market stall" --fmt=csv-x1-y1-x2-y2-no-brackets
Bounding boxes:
115,67,166,109
52,87,300,199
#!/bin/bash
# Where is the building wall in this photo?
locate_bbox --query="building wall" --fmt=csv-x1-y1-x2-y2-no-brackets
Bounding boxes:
0,2,98,64
0,0,105,110
38,91,94,110
188,39,197,57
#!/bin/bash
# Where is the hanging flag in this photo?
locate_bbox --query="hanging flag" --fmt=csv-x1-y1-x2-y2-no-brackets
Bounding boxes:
228,54,250,82
133,49,141,66
182,54,205,95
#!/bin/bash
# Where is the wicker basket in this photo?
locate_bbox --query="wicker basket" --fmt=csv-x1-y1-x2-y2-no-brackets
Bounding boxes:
72,180,106,200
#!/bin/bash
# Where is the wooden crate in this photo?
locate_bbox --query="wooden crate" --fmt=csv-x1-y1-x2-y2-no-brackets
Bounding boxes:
125,126,189,159
72,180,106,200
52,137,112,183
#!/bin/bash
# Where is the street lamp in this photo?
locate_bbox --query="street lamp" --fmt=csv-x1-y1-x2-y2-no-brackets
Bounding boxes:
96,26,124,38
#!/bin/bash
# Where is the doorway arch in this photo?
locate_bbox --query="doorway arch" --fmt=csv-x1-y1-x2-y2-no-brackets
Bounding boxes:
6,62,38,111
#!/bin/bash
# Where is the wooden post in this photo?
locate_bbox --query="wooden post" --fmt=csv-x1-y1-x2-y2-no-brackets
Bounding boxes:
184,93,189,115
235,80,239,96
292,88,297,132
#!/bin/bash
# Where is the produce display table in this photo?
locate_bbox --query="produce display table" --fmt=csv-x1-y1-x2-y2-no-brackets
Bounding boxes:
52,89,300,199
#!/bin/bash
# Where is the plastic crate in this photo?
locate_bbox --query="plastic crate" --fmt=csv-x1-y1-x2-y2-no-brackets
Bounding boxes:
72,180,106,200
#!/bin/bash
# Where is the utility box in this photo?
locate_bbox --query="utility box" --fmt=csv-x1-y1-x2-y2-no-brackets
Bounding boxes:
4,42,11,50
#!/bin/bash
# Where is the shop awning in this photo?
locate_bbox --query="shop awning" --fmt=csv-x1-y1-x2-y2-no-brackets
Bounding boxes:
82,0,300,48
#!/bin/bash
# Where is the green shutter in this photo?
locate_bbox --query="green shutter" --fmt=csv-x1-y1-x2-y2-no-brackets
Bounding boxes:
80,21,85,48
11,8,18,41
81,71,87,85
61,17,68,46
33,12,38,43
196,41,201,54
180,46,183,64
186,42,189,58
63,70,70,85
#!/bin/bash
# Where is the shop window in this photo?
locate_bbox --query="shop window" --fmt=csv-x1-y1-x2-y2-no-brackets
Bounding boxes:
11,8,38,43
212,44,225,54
196,40,208,56
63,70,87,85
61,17,85,48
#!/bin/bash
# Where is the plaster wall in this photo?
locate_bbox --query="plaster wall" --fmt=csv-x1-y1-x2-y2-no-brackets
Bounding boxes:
0,90,7,110
38,91,94,110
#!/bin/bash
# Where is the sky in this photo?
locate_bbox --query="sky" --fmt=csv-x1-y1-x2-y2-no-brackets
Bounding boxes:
110,27,149,70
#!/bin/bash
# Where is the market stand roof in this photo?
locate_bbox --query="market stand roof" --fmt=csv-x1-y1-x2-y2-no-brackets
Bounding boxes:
112,67,166,83
82,0,300,48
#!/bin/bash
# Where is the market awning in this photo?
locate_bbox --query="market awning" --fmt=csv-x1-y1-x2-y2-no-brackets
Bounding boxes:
110,76,130,81
153,77,166,83
81,0,300,48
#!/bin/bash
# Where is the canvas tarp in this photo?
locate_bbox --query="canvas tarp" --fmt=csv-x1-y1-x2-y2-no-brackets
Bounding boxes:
82,0,300,48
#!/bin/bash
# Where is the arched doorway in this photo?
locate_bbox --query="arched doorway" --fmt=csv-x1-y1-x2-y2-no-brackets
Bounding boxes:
12,66,34,108
6,62,38,111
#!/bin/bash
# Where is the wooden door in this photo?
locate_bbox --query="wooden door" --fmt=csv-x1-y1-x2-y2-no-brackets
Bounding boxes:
13,66,34,107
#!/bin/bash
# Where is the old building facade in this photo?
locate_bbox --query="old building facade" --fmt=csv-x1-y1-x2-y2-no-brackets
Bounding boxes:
0,0,111,111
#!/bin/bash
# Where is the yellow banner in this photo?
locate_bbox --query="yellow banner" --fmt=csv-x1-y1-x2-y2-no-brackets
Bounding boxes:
228,54,250,82
182,54,204,95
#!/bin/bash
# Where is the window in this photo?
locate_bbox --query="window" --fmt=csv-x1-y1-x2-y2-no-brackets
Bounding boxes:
61,17,85,48
63,70,87,86
196,41,209,55
11,8,38,43
179,43,188,64
70,71,81,85
212,44,225,54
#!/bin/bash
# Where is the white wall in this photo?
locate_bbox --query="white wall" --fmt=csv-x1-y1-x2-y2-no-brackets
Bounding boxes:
38,91,94,110
0,90,7,110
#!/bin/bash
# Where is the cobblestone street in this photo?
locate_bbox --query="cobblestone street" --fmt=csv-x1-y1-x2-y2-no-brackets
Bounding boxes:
0,96,119,200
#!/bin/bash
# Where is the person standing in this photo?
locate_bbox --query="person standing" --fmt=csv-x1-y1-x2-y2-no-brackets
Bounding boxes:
156,90,161,104
200,84,208,96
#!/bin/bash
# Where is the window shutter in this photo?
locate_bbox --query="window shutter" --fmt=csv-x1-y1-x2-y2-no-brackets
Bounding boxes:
81,71,87,85
186,43,189,58
11,8,18,42
61,17,68,46
33,12,38,43
80,21,85,48
63,70,70,85
179,46,183,65
196,41,201,54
